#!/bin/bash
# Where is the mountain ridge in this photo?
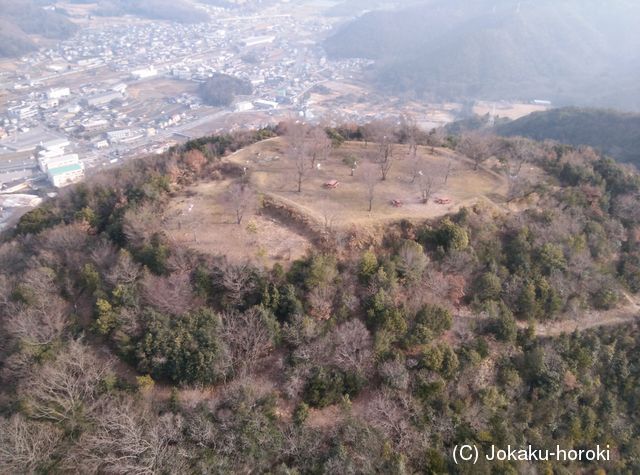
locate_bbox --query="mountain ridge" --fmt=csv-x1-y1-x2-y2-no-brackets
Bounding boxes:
323,0,640,109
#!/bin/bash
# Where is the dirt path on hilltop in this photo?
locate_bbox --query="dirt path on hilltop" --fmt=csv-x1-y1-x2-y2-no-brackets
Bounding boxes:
517,292,640,337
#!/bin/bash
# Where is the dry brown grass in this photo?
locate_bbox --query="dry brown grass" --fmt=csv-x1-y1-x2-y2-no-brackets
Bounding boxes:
228,138,508,230
163,138,509,263
164,179,312,266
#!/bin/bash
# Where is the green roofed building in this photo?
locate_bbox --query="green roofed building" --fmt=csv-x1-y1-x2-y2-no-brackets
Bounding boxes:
47,162,84,188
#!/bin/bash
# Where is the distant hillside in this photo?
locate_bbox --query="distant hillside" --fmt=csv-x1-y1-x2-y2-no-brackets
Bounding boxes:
0,0,78,57
0,20,37,58
91,0,210,23
323,0,410,17
496,108,640,164
324,0,640,110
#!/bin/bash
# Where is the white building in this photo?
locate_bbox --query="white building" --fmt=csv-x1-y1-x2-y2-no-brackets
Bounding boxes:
39,153,80,173
131,67,158,80
235,101,254,112
111,83,128,93
48,162,84,188
254,99,278,110
40,138,70,154
83,91,124,107
172,68,191,80
106,129,133,143
40,98,59,110
8,105,38,121
38,148,64,162
82,119,109,131
242,36,276,47
47,87,70,100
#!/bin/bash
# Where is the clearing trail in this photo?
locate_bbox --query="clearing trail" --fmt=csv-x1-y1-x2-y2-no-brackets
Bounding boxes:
518,292,640,337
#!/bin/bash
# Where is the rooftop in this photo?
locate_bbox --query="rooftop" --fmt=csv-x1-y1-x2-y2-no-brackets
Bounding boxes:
0,128,69,153
48,163,83,176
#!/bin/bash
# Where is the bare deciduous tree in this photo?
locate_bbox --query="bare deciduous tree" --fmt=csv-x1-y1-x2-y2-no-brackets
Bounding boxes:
444,159,453,184
409,151,422,184
285,121,309,193
123,204,162,245
221,307,274,374
500,136,538,177
106,249,141,287
330,319,373,375
218,262,256,307
90,238,118,271
307,284,336,321
309,126,331,170
362,165,379,212
19,340,113,429
66,399,184,474
142,271,195,316
3,266,69,347
225,181,253,225
401,114,420,162
376,134,394,181
38,223,88,272
378,359,410,391
166,246,199,274
0,415,62,474
5,296,69,347
367,390,422,453
457,131,492,170
418,173,434,204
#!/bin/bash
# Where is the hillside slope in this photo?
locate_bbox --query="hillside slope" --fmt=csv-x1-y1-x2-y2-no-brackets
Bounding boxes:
496,108,640,165
0,0,78,57
2,127,640,472
324,0,640,108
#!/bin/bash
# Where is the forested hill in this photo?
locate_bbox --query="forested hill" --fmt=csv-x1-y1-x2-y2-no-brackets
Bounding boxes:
0,0,78,57
323,0,640,109
496,108,640,165
1,126,640,472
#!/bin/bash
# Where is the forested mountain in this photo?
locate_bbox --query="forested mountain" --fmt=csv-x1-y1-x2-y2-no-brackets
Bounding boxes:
1,125,640,472
496,108,640,165
0,0,78,57
323,0,640,109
